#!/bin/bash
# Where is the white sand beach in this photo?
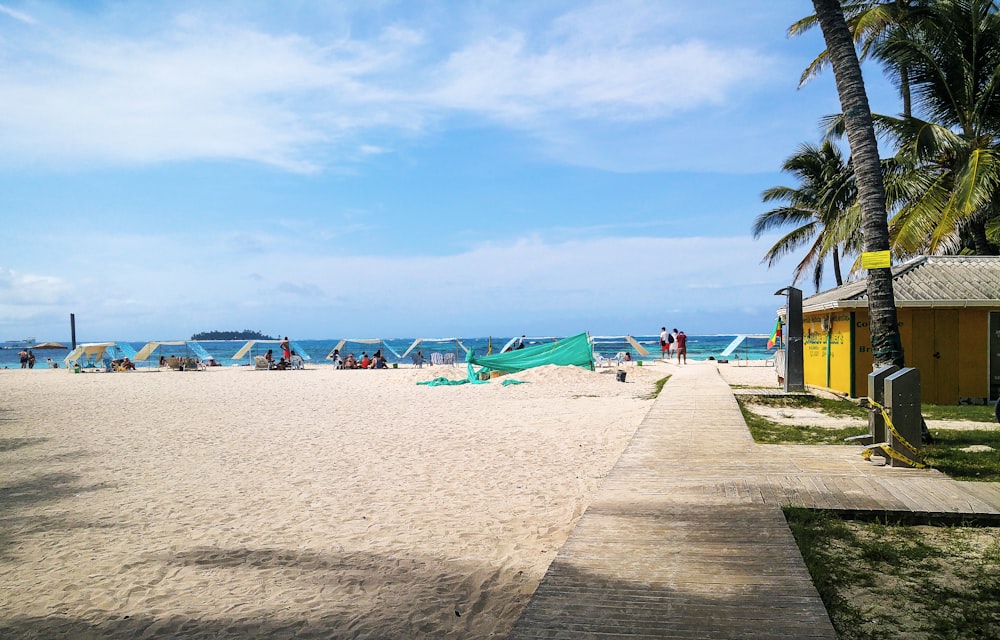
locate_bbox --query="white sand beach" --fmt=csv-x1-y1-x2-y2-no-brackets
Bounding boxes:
1,359,773,639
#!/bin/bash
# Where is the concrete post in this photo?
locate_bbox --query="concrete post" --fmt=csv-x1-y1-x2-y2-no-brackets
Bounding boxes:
846,364,899,448
884,367,923,468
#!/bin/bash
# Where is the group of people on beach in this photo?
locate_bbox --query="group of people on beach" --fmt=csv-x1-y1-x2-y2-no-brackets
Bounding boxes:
262,337,304,370
255,337,297,370
17,349,35,369
329,349,389,370
659,327,687,364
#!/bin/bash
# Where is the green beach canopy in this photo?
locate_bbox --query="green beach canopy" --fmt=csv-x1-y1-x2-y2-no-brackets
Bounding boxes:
417,332,594,386
469,332,593,373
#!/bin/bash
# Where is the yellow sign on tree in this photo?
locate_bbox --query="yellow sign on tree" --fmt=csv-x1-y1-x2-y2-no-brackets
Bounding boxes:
861,250,892,269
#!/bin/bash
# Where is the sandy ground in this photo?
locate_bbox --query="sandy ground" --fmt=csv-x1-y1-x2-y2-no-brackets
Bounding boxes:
5,358,990,639
0,359,676,639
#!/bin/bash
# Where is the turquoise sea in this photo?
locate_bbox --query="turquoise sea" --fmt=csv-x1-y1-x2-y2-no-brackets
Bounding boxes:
0,334,773,369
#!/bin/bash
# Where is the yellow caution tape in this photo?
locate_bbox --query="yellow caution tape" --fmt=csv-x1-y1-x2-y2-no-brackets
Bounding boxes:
859,397,928,468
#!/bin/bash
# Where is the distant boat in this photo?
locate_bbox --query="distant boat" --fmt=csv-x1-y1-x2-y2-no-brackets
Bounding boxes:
1,337,36,350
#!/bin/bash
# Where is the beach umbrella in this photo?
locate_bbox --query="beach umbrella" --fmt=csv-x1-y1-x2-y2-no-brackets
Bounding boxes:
32,342,68,349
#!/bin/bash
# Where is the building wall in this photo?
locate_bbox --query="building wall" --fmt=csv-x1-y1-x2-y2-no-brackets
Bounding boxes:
804,307,992,404
803,311,855,395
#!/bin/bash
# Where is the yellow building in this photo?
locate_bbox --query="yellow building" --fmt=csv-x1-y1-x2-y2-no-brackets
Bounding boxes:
788,255,1000,404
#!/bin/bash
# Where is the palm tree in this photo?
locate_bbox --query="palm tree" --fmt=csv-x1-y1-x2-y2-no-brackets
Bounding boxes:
791,0,934,117
812,0,905,368
754,141,857,291
877,0,1000,255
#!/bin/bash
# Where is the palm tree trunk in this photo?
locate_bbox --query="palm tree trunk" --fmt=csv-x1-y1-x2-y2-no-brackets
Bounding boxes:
970,218,999,255
832,246,843,286
812,0,905,368
895,0,912,118
899,65,912,118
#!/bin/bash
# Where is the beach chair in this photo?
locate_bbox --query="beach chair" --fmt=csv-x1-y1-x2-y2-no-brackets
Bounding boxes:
254,355,271,370
430,353,444,366
290,354,305,370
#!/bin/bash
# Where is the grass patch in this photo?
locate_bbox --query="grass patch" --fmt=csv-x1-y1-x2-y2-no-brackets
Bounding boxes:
786,508,1000,640
921,404,995,422
644,376,670,400
923,430,1000,482
736,395,868,445
739,396,1000,482
740,393,868,419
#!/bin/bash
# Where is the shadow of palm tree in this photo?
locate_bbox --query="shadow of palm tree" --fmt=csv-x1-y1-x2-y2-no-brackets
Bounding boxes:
0,437,48,452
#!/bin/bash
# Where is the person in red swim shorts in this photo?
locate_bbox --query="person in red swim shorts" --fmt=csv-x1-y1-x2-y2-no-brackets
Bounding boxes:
675,330,687,364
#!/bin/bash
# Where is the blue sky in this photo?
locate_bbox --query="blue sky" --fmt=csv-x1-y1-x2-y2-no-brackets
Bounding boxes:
0,1,899,341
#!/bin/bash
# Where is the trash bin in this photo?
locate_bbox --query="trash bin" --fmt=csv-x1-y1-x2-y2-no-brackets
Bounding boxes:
616,370,627,382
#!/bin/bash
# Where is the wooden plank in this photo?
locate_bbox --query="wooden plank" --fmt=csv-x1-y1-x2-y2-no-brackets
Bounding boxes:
511,363,1000,639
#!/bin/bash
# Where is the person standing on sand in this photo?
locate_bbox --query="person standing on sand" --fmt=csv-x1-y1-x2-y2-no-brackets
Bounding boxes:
280,336,291,362
659,327,669,361
675,330,687,364
18,349,28,369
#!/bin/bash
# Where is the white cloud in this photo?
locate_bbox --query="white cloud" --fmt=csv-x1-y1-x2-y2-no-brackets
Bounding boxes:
0,14,425,172
0,4,36,25
0,1,790,173
0,266,70,305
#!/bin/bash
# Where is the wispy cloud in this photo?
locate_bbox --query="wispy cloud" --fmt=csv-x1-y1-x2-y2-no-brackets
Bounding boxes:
0,1,788,173
0,3,36,25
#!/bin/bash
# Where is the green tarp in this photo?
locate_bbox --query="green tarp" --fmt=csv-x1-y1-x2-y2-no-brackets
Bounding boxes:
469,332,593,373
417,332,593,386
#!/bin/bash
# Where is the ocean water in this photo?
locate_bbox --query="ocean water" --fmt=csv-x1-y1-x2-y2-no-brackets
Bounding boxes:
0,334,774,370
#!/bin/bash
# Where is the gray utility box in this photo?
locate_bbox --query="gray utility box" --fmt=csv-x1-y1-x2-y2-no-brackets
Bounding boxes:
884,367,923,468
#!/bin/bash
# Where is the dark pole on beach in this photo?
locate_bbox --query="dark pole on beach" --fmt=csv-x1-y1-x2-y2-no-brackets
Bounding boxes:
70,313,77,350
775,287,805,392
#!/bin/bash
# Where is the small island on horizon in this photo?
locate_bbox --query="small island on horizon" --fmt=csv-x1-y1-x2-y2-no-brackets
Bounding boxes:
190,330,276,341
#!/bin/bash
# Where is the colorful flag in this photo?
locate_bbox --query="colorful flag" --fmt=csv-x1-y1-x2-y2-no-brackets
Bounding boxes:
767,318,782,350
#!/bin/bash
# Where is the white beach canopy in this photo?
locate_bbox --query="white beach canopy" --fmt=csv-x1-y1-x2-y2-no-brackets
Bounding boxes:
326,339,402,360
233,340,312,361
590,335,650,356
133,340,212,362
399,338,469,360
63,342,138,366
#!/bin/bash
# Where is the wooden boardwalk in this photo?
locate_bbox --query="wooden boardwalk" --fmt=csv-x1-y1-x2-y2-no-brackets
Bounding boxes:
508,363,1000,639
